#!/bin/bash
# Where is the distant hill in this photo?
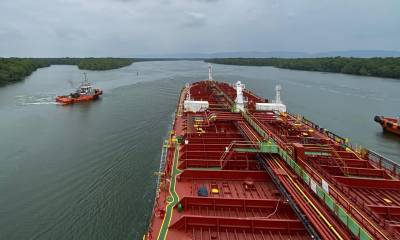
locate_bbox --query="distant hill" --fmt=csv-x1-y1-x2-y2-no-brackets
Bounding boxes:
311,50,400,58
134,50,400,59
207,51,307,58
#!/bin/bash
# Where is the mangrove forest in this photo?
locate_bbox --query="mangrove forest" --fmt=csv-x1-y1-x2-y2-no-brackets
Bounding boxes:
205,57,400,79
0,58,136,85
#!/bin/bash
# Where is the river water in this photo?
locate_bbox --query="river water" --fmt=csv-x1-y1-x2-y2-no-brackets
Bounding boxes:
0,61,399,239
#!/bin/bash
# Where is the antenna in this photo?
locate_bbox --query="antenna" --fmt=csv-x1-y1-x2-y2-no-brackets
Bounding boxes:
208,64,213,81
68,79,75,89
275,85,282,104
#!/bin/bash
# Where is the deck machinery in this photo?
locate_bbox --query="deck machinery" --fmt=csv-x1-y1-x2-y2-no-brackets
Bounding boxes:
145,72,400,240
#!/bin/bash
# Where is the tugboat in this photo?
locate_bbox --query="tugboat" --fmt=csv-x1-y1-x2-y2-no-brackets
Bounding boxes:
56,73,102,105
374,115,400,136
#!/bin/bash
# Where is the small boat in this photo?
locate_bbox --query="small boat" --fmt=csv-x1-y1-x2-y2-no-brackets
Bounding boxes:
374,115,400,136
56,73,102,105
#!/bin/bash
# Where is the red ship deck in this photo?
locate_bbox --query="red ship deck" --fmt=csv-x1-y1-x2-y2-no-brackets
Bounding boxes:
145,79,400,240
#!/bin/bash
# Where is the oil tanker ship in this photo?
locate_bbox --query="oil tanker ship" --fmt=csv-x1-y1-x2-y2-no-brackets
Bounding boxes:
145,65,400,240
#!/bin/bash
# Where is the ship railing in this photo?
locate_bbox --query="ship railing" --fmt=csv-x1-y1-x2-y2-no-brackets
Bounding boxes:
211,82,292,155
300,115,400,179
145,140,168,240
245,110,295,157
146,109,178,239
300,115,323,132
368,150,400,179
239,106,385,237
219,140,256,169
211,81,239,109
155,142,168,199
300,115,348,145
291,154,388,239
325,131,348,146
324,132,400,178
176,87,187,116
246,113,387,238
219,141,235,169
301,116,354,150
242,110,268,139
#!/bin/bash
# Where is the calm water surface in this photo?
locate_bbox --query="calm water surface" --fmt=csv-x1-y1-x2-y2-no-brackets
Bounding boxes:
0,61,399,239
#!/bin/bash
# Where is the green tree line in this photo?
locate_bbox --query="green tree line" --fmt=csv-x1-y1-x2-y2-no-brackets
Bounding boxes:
77,58,135,70
0,58,136,85
205,57,400,79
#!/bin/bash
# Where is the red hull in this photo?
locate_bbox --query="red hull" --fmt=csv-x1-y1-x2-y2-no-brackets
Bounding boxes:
146,80,400,240
56,90,102,105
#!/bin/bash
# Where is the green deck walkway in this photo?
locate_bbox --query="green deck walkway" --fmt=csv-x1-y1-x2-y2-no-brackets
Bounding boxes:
157,145,181,240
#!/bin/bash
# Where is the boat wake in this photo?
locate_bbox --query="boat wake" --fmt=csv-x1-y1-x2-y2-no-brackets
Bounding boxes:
16,94,59,106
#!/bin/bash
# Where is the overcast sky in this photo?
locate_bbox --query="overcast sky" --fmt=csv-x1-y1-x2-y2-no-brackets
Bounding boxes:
0,0,399,57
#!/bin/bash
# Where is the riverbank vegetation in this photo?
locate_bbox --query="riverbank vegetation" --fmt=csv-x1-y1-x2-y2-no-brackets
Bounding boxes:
0,58,136,85
77,58,135,70
205,57,400,79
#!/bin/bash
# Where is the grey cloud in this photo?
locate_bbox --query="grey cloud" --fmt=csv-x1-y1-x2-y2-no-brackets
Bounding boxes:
0,0,399,57
108,0,141,2
195,0,219,2
182,12,206,27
